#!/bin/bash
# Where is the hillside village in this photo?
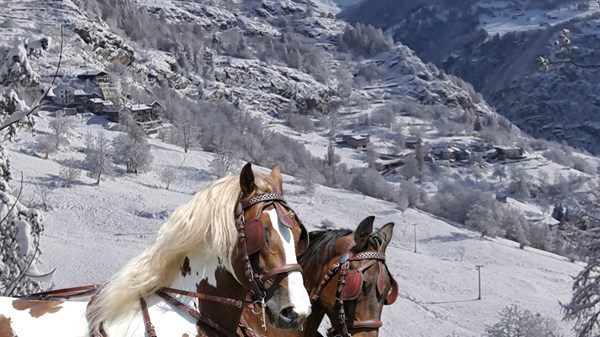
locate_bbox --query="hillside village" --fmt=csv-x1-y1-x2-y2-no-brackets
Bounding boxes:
46,69,164,133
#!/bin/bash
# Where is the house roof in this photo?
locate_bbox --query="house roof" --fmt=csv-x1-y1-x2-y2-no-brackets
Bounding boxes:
495,146,522,151
126,103,153,111
89,98,104,104
77,70,107,77
74,90,88,96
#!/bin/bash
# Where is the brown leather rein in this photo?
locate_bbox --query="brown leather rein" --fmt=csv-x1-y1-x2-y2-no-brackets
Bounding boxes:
22,192,305,337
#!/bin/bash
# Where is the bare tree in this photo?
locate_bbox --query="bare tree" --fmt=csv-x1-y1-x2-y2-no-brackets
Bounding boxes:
209,152,237,179
33,183,52,212
48,111,76,150
84,130,114,185
493,165,507,181
34,111,75,158
372,105,395,129
538,29,600,71
174,108,199,153
58,158,81,188
486,304,562,337
563,180,600,337
112,122,153,174
157,166,177,190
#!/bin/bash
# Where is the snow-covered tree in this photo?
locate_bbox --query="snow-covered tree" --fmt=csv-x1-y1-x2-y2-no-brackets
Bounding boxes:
372,105,395,129
0,37,51,295
486,304,562,337
157,166,176,190
0,42,40,141
174,108,199,153
466,202,503,238
0,148,45,296
209,152,237,179
112,122,152,174
84,130,114,185
48,111,75,150
35,111,75,158
493,165,507,181
58,158,81,188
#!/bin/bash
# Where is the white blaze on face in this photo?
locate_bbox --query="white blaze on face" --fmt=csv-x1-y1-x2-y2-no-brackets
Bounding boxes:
265,209,311,316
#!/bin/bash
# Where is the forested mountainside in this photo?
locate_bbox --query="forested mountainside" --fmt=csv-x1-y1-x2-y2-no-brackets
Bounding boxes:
2,0,600,271
341,0,600,155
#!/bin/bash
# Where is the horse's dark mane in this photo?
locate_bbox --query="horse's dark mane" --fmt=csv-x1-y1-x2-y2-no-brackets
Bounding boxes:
299,229,352,274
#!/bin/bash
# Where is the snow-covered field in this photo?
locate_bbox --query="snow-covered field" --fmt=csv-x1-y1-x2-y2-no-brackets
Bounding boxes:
6,111,581,336
478,0,600,36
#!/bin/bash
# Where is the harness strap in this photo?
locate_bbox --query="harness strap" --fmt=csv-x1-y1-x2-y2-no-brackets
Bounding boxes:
140,297,158,337
241,193,286,210
350,251,385,261
20,285,101,299
160,287,252,309
156,291,239,337
260,264,303,283
311,263,341,302
335,261,351,337
349,320,383,329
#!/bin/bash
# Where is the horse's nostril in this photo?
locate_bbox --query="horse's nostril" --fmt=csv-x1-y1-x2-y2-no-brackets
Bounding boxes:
280,306,299,321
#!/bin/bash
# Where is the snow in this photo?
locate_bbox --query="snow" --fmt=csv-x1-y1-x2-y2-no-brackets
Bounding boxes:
478,0,600,36
0,0,593,335
0,110,581,336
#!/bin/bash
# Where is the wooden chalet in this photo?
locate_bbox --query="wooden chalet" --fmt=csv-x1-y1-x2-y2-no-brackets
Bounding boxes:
336,133,370,149
86,98,105,114
77,70,110,86
494,146,524,160
125,103,163,134
73,89,90,105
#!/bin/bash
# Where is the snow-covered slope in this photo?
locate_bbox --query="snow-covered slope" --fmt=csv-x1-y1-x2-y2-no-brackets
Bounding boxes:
6,110,579,337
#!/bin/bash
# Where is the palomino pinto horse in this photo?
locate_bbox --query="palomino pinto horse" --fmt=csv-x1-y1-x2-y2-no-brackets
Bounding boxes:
239,216,397,337
0,163,311,337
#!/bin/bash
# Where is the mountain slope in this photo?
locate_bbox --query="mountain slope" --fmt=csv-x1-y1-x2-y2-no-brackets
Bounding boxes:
341,0,600,154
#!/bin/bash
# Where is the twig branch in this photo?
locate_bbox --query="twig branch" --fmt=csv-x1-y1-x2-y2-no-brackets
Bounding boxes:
0,171,24,228
0,25,64,134
5,245,40,296
547,58,600,69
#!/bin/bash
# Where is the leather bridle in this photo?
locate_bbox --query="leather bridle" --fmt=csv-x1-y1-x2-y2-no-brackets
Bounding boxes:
311,236,397,337
235,192,308,328
24,191,308,337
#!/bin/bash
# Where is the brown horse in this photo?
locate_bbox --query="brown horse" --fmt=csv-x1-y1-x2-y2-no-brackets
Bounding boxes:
240,216,397,337
0,163,312,337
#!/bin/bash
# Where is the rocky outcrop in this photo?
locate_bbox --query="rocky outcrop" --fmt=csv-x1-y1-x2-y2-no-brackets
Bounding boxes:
74,23,135,66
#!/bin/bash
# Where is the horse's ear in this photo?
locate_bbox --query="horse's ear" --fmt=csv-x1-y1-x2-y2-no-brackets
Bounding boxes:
354,216,375,250
269,166,283,194
240,163,256,198
376,222,395,250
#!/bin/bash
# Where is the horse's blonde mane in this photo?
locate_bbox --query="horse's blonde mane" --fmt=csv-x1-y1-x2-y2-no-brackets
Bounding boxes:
88,171,271,328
